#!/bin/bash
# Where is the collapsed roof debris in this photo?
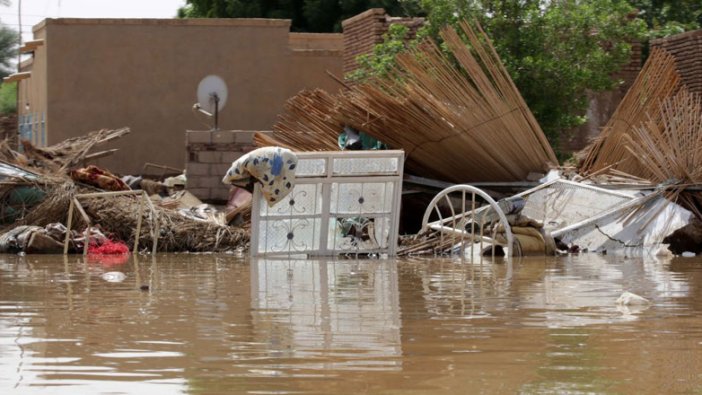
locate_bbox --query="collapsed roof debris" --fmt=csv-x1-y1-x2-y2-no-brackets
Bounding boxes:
579,48,681,177
259,21,557,183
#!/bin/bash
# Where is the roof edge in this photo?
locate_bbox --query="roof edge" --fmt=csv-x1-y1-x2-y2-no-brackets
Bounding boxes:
33,17,292,32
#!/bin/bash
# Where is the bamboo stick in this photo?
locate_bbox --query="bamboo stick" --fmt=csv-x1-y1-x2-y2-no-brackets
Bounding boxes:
580,48,681,177
261,21,556,183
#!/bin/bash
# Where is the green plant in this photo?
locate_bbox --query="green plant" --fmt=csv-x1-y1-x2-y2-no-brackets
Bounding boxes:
349,0,647,155
347,24,414,81
0,81,16,114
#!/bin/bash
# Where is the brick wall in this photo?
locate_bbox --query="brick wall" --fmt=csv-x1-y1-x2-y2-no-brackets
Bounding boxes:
615,41,643,87
651,29,702,94
341,8,424,75
561,41,643,153
185,130,270,202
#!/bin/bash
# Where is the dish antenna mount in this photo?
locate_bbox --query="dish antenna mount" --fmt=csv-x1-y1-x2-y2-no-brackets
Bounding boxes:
194,75,228,131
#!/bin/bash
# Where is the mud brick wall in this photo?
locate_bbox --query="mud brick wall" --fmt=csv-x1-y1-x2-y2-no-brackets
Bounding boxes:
615,41,643,87
185,130,269,202
342,8,424,75
651,29,702,94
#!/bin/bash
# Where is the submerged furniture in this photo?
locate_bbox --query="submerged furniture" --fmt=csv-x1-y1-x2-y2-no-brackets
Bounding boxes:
251,150,404,257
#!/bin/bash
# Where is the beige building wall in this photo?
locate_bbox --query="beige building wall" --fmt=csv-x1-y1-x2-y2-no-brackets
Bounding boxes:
17,29,48,147
22,18,342,175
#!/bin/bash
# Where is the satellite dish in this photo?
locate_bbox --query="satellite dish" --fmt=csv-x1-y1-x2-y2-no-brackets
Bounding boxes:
197,75,228,113
195,75,228,130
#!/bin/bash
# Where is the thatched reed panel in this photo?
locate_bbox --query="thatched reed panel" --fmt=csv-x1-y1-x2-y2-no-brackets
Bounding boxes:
263,21,557,183
622,90,702,217
580,48,681,176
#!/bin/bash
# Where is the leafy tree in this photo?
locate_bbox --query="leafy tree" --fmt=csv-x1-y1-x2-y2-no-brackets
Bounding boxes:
178,0,419,32
351,0,646,153
0,24,17,79
0,81,15,114
629,0,701,38
347,24,415,81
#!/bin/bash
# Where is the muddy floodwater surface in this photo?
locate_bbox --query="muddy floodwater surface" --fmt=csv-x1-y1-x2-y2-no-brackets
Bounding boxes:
1,254,702,394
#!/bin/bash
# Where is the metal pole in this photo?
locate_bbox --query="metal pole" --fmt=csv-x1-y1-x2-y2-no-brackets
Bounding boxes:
17,0,21,71
213,94,219,131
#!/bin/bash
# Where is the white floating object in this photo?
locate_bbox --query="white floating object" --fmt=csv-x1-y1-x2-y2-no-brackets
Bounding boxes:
101,271,126,283
682,251,696,257
616,291,650,306
655,245,673,257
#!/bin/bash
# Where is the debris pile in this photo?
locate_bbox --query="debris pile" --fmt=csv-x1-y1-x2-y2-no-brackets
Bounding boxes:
259,24,702,259
260,22,557,183
0,128,248,254
622,89,702,217
579,48,681,178
3,22,701,260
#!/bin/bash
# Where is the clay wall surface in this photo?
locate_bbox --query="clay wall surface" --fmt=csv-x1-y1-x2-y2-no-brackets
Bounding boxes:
25,18,341,175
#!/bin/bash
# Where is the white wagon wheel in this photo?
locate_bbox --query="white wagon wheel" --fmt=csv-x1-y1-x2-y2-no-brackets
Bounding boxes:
421,185,514,258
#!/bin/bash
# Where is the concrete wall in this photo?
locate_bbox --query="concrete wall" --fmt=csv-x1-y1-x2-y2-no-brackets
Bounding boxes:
17,29,48,147
23,18,342,175
185,130,268,202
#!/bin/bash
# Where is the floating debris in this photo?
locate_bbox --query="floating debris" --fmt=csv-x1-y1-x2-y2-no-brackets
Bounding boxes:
101,272,126,283
616,291,650,306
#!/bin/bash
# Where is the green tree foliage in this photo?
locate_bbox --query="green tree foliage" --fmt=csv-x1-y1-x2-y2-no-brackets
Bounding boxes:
352,0,646,152
347,24,415,81
178,0,419,32
0,23,17,79
629,0,701,38
0,81,16,114
0,0,16,115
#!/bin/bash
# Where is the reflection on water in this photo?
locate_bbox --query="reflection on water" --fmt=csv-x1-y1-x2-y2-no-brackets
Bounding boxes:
251,260,401,371
0,254,702,394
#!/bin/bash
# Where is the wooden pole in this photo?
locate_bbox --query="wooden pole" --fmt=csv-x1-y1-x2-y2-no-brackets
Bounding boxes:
134,193,145,255
63,199,74,254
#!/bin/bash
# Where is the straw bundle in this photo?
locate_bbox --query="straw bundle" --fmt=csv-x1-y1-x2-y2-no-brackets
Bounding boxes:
255,89,342,151
579,48,681,176
264,21,556,182
20,128,131,173
0,127,250,252
623,90,702,217
4,181,78,229
80,194,249,252
398,232,456,256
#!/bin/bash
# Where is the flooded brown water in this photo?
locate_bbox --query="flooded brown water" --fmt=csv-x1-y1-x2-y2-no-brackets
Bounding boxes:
1,253,702,394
